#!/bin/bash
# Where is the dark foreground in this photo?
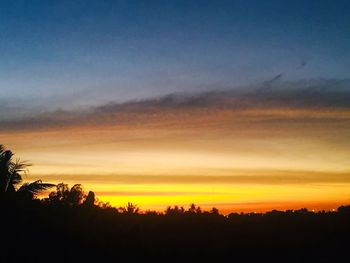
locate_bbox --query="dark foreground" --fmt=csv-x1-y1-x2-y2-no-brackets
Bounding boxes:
2,201,350,263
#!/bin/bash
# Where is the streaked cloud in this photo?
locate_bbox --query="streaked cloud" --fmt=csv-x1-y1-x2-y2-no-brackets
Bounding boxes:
1,78,350,131
30,170,350,186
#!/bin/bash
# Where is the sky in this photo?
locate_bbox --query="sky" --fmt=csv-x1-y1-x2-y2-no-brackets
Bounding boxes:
1,0,350,109
1,0,350,212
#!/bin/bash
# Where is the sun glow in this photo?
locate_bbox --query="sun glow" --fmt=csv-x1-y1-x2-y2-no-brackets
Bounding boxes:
2,105,350,213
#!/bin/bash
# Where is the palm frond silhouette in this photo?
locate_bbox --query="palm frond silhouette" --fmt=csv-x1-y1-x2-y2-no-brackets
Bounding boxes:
17,180,55,199
0,144,55,200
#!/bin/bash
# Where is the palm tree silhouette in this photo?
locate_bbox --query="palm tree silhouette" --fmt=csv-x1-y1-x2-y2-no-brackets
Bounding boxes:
120,202,140,214
0,145,55,200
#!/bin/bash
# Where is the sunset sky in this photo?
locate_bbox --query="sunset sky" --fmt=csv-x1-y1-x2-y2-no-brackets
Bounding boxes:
1,0,350,213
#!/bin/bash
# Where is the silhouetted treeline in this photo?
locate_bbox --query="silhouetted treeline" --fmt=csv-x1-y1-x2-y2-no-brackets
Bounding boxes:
2,185,350,262
1,145,350,262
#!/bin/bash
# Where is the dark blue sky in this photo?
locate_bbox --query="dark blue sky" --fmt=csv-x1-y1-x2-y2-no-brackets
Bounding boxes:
0,0,349,109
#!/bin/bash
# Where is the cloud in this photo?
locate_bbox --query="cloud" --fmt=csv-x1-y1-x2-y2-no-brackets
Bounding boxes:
1,78,349,131
95,191,220,197
297,60,307,69
264,73,284,85
76,78,350,112
30,169,350,186
296,56,312,70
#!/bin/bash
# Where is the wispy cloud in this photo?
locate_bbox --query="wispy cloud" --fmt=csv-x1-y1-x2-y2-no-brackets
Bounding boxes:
1,78,349,131
32,170,350,186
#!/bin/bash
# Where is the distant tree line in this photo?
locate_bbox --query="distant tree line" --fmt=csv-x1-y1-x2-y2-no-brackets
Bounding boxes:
1,144,350,262
2,144,350,217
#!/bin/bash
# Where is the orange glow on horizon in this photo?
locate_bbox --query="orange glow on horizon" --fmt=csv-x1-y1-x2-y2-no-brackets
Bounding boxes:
2,106,350,213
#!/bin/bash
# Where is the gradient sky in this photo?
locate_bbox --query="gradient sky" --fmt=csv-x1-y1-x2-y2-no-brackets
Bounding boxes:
1,0,350,108
1,0,350,213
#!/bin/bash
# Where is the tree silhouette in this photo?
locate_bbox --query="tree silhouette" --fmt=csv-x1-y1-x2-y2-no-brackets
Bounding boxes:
120,202,140,214
83,191,96,207
48,183,87,206
0,144,54,201
210,207,219,216
187,203,202,214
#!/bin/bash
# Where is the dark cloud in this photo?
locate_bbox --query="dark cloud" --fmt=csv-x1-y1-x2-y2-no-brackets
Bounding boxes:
296,56,312,70
1,78,349,131
297,60,307,69
97,78,350,110
267,73,284,83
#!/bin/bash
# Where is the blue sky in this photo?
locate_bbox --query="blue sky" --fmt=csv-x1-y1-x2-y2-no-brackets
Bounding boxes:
0,0,349,109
